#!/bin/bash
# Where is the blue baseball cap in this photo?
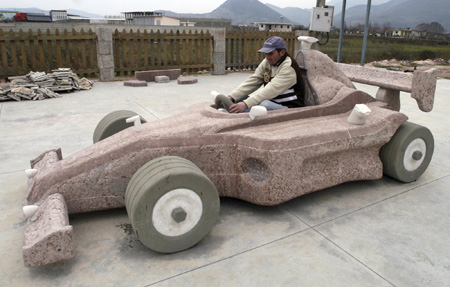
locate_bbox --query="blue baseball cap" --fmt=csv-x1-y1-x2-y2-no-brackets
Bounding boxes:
258,36,287,53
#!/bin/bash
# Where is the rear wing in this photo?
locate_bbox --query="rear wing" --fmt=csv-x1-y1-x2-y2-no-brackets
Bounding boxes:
337,63,438,112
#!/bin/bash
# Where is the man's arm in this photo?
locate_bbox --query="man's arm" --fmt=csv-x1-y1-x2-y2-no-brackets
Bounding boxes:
228,61,266,102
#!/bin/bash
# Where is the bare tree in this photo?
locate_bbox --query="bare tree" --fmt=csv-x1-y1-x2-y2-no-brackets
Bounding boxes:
415,22,445,34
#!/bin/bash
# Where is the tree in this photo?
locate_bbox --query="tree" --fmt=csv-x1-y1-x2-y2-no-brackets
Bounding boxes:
415,22,445,34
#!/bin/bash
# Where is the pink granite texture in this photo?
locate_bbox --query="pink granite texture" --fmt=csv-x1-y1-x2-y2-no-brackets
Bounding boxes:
22,193,74,267
337,63,437,112
24,49,411,267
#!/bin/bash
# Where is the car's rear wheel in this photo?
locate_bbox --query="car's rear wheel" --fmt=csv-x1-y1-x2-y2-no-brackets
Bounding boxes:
380,122,434,183
93,110,146,143
125,156,220,253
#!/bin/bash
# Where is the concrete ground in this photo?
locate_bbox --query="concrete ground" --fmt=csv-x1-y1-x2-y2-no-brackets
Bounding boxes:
1,73,449,287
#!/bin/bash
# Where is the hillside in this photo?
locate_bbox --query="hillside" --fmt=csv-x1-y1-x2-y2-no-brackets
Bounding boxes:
333,0,449,31
2,0,448,31
207,0,287,25
327,0,391,15
265,4,311,26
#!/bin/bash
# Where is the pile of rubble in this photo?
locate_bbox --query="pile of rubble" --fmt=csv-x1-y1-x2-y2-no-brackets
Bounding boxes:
0,68,94,102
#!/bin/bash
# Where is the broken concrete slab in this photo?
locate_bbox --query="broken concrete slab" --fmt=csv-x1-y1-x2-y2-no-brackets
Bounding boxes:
135,69,181,82
178,77,198,85
155,76,170,83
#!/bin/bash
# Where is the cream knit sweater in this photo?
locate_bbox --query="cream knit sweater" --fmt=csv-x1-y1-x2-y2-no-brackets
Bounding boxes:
229,56,297,108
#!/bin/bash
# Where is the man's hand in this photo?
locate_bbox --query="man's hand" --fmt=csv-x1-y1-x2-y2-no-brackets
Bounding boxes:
229,102,248,113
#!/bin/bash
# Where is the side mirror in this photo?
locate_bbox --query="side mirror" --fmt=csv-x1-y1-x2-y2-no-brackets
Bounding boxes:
249,106,267,121
126,115,143,131
347,104,371,125
297,36,319,50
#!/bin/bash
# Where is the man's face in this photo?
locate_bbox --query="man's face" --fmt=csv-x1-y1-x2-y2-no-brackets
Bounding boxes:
265,49,286,66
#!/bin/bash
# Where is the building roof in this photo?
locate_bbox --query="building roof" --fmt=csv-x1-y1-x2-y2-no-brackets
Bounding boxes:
26,14,52,22
253,22,293,25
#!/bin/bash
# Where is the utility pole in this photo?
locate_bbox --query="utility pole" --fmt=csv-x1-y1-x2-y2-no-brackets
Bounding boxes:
360,0,372,66
337,0,347,63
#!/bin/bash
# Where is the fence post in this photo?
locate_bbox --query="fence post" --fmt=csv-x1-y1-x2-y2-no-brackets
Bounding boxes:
96,27,115,81
211,28,226,75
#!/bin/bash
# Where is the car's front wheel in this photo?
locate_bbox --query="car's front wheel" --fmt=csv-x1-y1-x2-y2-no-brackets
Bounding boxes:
93,110,146,143
380,122,434,183
125,156,220,253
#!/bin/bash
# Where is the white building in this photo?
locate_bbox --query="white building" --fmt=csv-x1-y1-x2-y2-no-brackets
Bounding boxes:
50,10,67,21
123,11,181,26
253,22,293,32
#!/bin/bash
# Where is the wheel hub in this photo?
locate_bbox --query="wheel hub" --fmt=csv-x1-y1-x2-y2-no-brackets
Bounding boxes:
152,188,203,237
412,150,423,161
404,138,426,171
171,207,187,223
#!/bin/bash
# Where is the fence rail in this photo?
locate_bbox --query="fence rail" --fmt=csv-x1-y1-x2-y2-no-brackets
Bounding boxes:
0,28,300,80
113,29,213,77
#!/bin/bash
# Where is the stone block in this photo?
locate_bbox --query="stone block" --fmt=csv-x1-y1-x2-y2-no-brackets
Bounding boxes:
135,69,181,82
124,80,148,87
155,76,170,83
178,77,198,85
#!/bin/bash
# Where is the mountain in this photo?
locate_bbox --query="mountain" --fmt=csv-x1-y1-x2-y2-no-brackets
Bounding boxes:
0,7,103,18
206,0,291,25
265,4,311,26
161,0,297,26
333,0,449,31
3,0,448,31
326,0,391,15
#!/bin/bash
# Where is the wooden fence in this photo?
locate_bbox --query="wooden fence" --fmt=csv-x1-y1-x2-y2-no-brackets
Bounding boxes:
0,28,299,79
226,30,298,70
0,28,98,79
113,29,213,77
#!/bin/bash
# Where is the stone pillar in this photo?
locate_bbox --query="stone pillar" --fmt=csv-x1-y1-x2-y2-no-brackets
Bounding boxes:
211,28,226,75
96,28,115,82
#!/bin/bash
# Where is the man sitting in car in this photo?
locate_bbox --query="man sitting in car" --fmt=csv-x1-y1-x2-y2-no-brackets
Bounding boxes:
217,36,304,113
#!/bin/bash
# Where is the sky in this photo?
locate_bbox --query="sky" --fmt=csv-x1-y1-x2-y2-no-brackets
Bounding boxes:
1,0,318,16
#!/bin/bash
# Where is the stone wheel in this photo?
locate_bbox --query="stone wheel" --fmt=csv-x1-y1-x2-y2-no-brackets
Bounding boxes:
125,156,220,253
380,122,434,183
93,110,146,143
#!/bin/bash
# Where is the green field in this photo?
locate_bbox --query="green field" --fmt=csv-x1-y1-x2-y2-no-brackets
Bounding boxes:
318,35,450,64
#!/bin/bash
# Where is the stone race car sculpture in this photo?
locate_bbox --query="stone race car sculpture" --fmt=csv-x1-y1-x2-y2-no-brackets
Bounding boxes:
21,38,438,267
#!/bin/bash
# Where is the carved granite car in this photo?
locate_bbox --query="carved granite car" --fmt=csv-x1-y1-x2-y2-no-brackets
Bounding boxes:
22,44,438,267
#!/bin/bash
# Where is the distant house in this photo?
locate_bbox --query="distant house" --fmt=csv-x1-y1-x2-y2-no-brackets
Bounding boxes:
180,20,195,27
90,16,126,24
123,11,180,26
252,22,293,32
50,10,67,21
389,28,426,38
180,18,231,28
